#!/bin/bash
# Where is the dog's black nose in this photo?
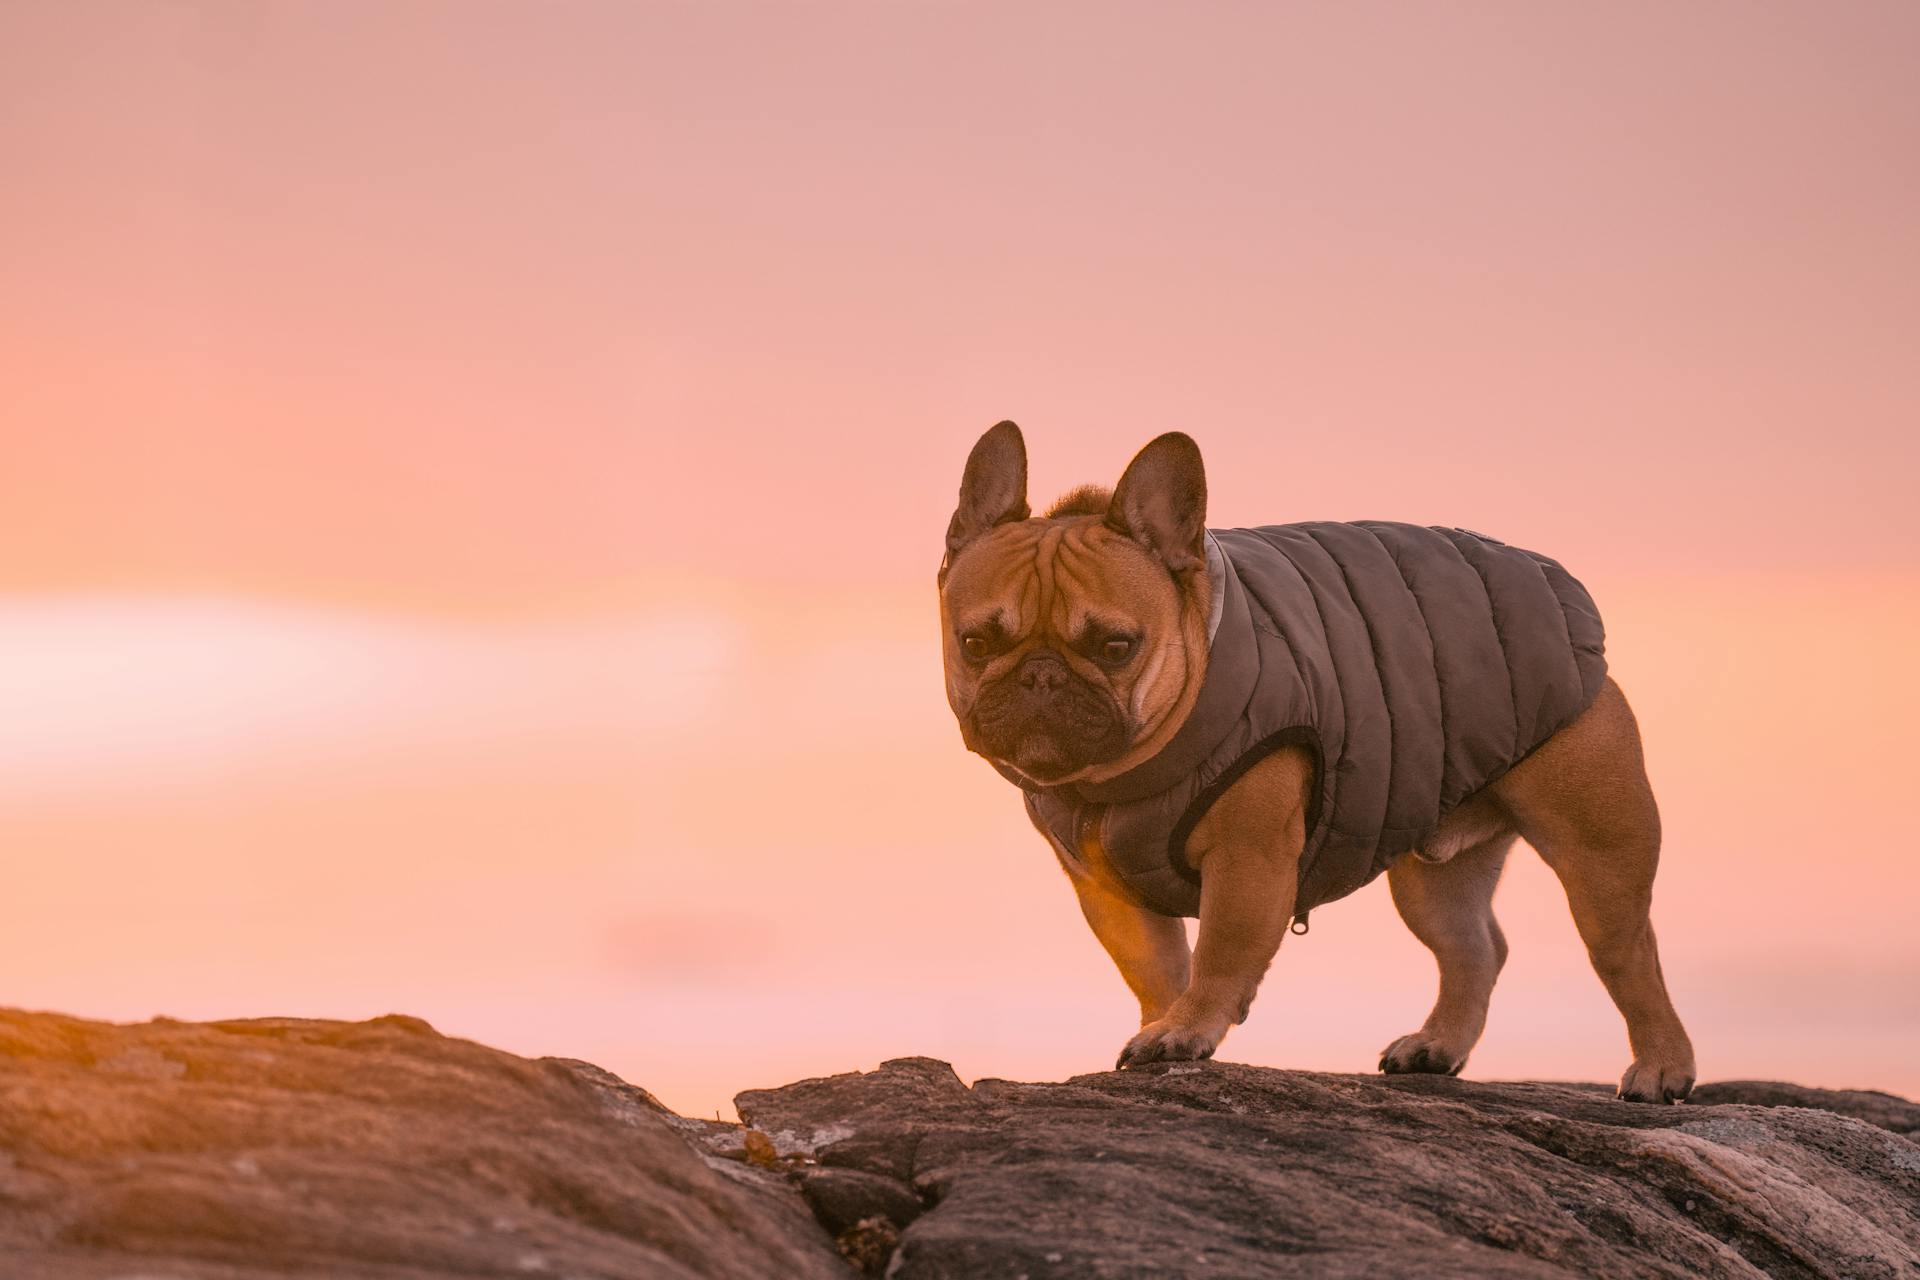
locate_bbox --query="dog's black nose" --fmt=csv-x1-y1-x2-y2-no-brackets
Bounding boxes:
1017,652,1070,693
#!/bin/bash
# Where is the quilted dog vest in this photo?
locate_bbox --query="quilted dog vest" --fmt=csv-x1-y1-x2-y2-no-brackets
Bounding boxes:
1014,523,1608,919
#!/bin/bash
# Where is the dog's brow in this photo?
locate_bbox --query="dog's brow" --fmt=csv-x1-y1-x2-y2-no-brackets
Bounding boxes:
1071,611,1139,641
957,606,1018,637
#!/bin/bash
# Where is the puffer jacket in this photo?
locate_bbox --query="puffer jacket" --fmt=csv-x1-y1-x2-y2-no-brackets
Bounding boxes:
1013,523,1608,919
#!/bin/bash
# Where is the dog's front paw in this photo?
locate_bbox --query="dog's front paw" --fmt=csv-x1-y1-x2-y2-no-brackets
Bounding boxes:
1617,1058,1695,1104
1116,1008,1229,1069
1378,1032,1467,1077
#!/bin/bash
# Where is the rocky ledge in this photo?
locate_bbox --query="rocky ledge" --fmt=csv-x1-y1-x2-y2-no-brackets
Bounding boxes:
1,1010,1916,1279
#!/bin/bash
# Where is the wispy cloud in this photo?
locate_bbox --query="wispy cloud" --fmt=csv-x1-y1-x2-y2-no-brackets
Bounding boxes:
0,594,744,795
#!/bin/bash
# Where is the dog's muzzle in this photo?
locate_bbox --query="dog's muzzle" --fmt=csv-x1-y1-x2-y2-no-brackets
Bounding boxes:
968,650,1129,780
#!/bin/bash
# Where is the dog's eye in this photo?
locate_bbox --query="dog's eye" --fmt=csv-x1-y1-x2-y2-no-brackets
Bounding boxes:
1103,637,1134,663
962,635,990,661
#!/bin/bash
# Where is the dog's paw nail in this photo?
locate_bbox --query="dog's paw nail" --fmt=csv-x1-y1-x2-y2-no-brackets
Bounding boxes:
1379,1035,1464,1077
1617,1061,1696,1104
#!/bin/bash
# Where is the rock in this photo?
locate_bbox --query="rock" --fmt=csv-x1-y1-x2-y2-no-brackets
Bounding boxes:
0,1008,846,1279
5,1009,1917,1279
739,1059,1920,1279
1689,1080,1920,1136
798,1166,924,1234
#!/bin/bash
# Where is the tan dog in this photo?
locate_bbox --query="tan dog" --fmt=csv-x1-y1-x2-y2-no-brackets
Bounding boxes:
939,422,1696,1102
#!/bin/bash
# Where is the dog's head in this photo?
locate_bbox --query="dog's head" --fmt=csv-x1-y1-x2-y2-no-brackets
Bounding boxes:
937,421,1213,786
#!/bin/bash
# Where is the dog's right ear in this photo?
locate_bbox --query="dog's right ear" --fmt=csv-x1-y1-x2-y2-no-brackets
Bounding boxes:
944,420,1030,564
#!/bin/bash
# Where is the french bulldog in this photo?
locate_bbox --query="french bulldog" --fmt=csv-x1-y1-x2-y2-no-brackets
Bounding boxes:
938,421,1695,1102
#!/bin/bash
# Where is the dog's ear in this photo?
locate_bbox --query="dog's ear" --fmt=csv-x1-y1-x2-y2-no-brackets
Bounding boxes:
945,420,1030,561
1109,432,1207,575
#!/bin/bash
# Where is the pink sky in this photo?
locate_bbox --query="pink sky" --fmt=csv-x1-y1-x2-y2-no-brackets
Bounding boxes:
2,3,1917,1118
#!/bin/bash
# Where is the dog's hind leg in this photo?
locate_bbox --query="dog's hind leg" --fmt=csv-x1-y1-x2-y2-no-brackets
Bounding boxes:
1380,827,1517,1076
1493,677,1697,1103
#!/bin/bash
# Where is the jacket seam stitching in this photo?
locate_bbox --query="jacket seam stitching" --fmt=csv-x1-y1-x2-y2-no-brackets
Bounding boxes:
1254,527,1355,838
1446,529,1523,767
1302,524,1397,844
1364,522,1452,816
1523,551,1594,711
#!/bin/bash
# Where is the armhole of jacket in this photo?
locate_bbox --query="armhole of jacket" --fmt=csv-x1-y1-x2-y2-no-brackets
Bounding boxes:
1165,726,1325,887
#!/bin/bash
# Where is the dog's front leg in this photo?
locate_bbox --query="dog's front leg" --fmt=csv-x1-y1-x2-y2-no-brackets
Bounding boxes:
1064,864,1191,1025
1118,749,1310,1068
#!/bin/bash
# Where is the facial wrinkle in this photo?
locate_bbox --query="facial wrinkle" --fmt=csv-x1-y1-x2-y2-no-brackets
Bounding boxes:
1033,522,1066,648
1050,528,1093,641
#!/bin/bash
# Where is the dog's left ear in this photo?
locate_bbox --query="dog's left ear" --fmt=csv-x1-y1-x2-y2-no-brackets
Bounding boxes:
945,420,1031,562
1109,432,1207,575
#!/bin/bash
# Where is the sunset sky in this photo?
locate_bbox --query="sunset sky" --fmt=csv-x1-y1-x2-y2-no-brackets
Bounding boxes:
3,2,1917,1119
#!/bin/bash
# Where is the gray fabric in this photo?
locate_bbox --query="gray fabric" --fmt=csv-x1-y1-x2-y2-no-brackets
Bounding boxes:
1203,531,1226,643
1020,522,1608,919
